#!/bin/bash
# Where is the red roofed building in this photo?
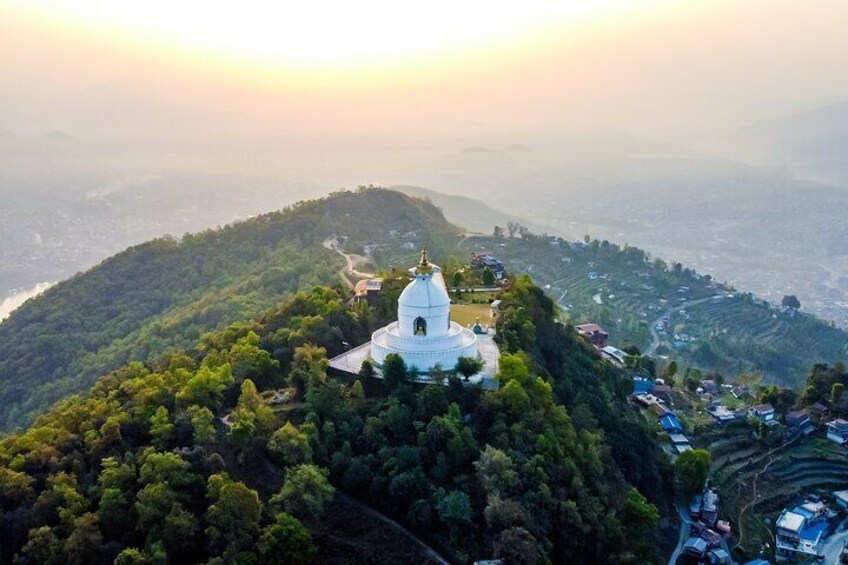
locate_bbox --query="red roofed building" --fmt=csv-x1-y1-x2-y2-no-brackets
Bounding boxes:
575,323,609,348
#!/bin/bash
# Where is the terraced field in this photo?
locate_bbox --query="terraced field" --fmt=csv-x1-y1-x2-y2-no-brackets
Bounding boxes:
706,433,848,560
456,235,848,386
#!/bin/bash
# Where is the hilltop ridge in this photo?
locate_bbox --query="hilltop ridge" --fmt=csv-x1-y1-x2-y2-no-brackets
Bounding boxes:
0,188,458,430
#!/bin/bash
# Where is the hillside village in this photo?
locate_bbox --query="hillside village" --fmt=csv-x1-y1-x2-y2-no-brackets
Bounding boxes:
329,220,848,565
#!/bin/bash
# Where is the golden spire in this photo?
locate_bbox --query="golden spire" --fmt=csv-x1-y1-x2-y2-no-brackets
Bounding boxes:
419,245,429,267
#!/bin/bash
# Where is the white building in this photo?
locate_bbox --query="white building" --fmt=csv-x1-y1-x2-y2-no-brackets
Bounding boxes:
370,248,478,373
826,418,848,445
775,501,829,561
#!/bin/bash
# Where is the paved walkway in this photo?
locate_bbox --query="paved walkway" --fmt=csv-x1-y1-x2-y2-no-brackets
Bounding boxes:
338,492,451,565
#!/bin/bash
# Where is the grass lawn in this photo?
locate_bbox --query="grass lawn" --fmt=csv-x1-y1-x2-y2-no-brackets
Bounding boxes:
451,303,495,327
719,392,746,409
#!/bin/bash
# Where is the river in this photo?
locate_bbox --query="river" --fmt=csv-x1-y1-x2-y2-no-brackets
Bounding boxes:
0,282,53,322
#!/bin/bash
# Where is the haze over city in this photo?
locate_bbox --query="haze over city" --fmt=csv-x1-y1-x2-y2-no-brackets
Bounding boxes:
2,0,848,323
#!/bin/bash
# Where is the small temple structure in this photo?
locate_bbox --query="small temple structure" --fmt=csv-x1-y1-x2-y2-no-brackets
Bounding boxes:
370,247,478,373
329,247,499,386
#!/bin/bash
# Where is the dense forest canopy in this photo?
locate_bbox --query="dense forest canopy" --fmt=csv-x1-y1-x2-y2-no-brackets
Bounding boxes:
0,277,673,564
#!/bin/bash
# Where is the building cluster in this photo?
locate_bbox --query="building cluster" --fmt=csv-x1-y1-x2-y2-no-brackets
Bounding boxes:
684,487,732,563
702,396,845,446
775,498,834,561
632,380,691,454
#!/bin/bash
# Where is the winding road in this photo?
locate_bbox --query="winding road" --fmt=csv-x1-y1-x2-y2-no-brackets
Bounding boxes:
668,503,694,565
323,238,376,289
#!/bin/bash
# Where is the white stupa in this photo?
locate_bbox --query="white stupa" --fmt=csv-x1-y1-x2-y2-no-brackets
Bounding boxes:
370,247,478,373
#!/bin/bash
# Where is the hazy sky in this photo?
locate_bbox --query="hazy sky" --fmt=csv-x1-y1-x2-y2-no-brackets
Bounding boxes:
2,0,847,138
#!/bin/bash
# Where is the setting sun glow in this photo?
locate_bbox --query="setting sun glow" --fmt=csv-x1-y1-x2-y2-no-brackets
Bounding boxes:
10,0,673,77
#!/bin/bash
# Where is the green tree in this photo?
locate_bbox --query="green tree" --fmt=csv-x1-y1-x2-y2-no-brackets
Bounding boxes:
270,464,335,519
135,483,177,532
16,526,63,565
452,271,463,288
0,467,34,508
832,382,845,405
98,487,135,540
188,405,216,445
288,344,329,392
620,487,659,535
65,513,104,565
455,356,484,380
782,295,801,310
474,445,518,495
267,422,313,467
176,363,235,410
358,360,375,380
227,379,276,447
664,360,678,380
228,331,280,387
257,513,317,564
382,353,408,389
482,267,496,286
148,406,174,450
437,490,472,543
113,548,148,565
205,478,263,557
675,449,711,494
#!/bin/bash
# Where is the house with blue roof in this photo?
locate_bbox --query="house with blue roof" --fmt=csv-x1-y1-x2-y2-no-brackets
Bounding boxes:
660,413,683,433
775,500,830,561
632,377,654,395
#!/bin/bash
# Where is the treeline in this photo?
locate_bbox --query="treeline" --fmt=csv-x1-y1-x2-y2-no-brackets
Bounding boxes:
0,277,672,564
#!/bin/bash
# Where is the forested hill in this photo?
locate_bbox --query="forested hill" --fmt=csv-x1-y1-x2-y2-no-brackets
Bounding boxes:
0,188,460,430
0,277,672,564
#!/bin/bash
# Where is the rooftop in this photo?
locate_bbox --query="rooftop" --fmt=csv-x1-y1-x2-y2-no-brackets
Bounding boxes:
827,418,848,431
777,510,805,533
684,537,707,553
575,323,605,334
799,519,827,544
833,490,848,505
785,409,809,423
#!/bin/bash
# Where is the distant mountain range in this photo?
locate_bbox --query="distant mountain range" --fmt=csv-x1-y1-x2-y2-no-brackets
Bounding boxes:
733,100,848,186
